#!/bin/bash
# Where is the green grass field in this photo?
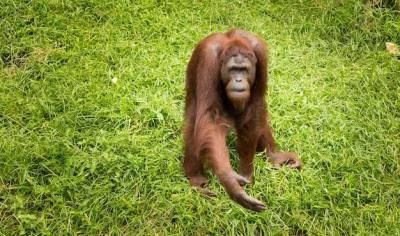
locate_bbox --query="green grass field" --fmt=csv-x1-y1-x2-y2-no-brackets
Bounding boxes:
1,0,399,235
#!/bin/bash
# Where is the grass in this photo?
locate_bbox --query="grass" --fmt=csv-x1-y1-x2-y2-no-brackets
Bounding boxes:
1,0,399,235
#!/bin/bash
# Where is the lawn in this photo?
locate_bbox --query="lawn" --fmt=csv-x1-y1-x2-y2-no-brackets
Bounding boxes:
1,0,399,235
